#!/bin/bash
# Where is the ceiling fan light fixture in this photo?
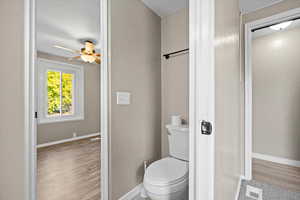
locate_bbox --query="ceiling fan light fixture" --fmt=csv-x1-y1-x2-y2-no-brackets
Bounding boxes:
81,54,96,63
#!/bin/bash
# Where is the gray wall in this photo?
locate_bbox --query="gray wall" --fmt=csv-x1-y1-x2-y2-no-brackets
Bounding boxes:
0,0,26,199
161,8,189,157
252,27,300,161
109,0,161,199
37,52,100,144
214,0,242,199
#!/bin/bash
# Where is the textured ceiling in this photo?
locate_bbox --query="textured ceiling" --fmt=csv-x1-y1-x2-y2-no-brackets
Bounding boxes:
37,0,100,57
141,0,283,16
240,0,283,14
36,0,285,57
141,0,188,18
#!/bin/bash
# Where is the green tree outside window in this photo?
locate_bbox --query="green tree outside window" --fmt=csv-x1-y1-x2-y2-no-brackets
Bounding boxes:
47,70,73,116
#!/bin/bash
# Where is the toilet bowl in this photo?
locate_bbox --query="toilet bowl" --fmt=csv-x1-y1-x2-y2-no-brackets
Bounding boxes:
144,157,188,200
144,124,189,200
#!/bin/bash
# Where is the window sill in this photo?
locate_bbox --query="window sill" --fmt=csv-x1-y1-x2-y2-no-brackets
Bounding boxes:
38,116,84,124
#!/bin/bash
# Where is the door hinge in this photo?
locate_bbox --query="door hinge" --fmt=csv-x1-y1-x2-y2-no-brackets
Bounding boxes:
201,120,212,135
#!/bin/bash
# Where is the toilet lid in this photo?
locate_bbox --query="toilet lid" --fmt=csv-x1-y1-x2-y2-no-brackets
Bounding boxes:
144,157,188,186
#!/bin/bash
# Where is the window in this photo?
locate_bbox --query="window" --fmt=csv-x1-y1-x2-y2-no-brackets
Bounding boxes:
38,59,84,124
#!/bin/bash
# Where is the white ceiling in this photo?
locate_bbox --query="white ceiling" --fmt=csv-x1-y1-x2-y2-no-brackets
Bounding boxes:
141,0,188,18
37,0,100,57
141,0,283,17
37,0,285,56
240,0,283,14
253,19,300,38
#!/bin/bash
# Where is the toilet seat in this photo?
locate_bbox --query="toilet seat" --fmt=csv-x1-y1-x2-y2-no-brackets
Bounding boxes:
144,157,188,195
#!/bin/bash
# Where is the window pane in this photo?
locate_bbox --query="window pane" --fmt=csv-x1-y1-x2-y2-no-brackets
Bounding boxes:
62,73,74,115
47,71,61,116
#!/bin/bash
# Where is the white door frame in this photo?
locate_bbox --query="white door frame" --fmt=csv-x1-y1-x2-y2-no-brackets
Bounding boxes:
244,7,300,180
24,0,110,199
100,0,109,199
189,0,215,199
24,0,37,199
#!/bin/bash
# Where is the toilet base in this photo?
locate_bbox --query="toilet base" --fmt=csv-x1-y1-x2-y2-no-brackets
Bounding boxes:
146,187,188,200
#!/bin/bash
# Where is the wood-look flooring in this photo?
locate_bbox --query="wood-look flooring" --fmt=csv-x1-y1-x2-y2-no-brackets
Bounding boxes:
37,137,101,200
252,158,300,192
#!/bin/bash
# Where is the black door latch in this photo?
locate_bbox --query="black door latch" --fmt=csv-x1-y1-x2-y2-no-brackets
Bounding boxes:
201,120,212,135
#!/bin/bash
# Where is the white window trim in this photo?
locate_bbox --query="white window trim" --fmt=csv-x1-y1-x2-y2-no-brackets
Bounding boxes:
37,58,84,124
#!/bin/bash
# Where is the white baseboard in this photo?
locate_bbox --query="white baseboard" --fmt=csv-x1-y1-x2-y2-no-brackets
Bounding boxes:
37,132,101,148
252,153,300,168
118,184,142,200
235,175,245,200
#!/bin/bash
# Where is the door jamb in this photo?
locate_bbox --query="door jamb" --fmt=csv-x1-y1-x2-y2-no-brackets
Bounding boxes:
24,0,36,199
244,7,300,180
24,0,110,199
100,0,109,199
189,0,215,199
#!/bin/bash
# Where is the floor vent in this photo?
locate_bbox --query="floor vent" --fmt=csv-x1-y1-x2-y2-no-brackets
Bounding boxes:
246,185,263,200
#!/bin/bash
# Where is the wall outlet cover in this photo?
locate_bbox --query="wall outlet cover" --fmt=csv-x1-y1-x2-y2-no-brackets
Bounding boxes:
246,185,263,200
73,132,77,138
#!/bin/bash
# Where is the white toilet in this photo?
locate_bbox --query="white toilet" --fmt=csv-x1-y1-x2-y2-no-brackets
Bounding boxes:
144,124,189,200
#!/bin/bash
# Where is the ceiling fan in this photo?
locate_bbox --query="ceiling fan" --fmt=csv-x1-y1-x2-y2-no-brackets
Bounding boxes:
54,40,101,64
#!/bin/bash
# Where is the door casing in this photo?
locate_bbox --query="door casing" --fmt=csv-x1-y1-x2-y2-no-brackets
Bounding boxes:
189,0,215,199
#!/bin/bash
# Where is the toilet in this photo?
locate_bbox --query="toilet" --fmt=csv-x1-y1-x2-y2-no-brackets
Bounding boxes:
144,124,189,200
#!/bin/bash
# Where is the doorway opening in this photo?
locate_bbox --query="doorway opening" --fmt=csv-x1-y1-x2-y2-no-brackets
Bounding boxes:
24,0,109,199
244,7,300,196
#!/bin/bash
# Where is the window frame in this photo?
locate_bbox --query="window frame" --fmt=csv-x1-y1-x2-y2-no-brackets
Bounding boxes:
38,58,84,124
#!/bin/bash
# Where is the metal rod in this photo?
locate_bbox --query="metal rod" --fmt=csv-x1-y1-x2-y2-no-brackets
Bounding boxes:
252,17,300,32
163,48,189,59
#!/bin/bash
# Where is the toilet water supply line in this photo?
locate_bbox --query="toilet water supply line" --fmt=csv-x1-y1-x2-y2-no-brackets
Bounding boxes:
140,160,148,198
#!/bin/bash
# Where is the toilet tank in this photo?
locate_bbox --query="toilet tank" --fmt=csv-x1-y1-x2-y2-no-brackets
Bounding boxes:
166,124,189,161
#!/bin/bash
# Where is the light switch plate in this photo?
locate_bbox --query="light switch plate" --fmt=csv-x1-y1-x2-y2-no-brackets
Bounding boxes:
116,92,131,105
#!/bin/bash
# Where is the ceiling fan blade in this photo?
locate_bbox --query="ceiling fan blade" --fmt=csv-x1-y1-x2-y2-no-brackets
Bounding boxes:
53,45,80,53
68,56,81,61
